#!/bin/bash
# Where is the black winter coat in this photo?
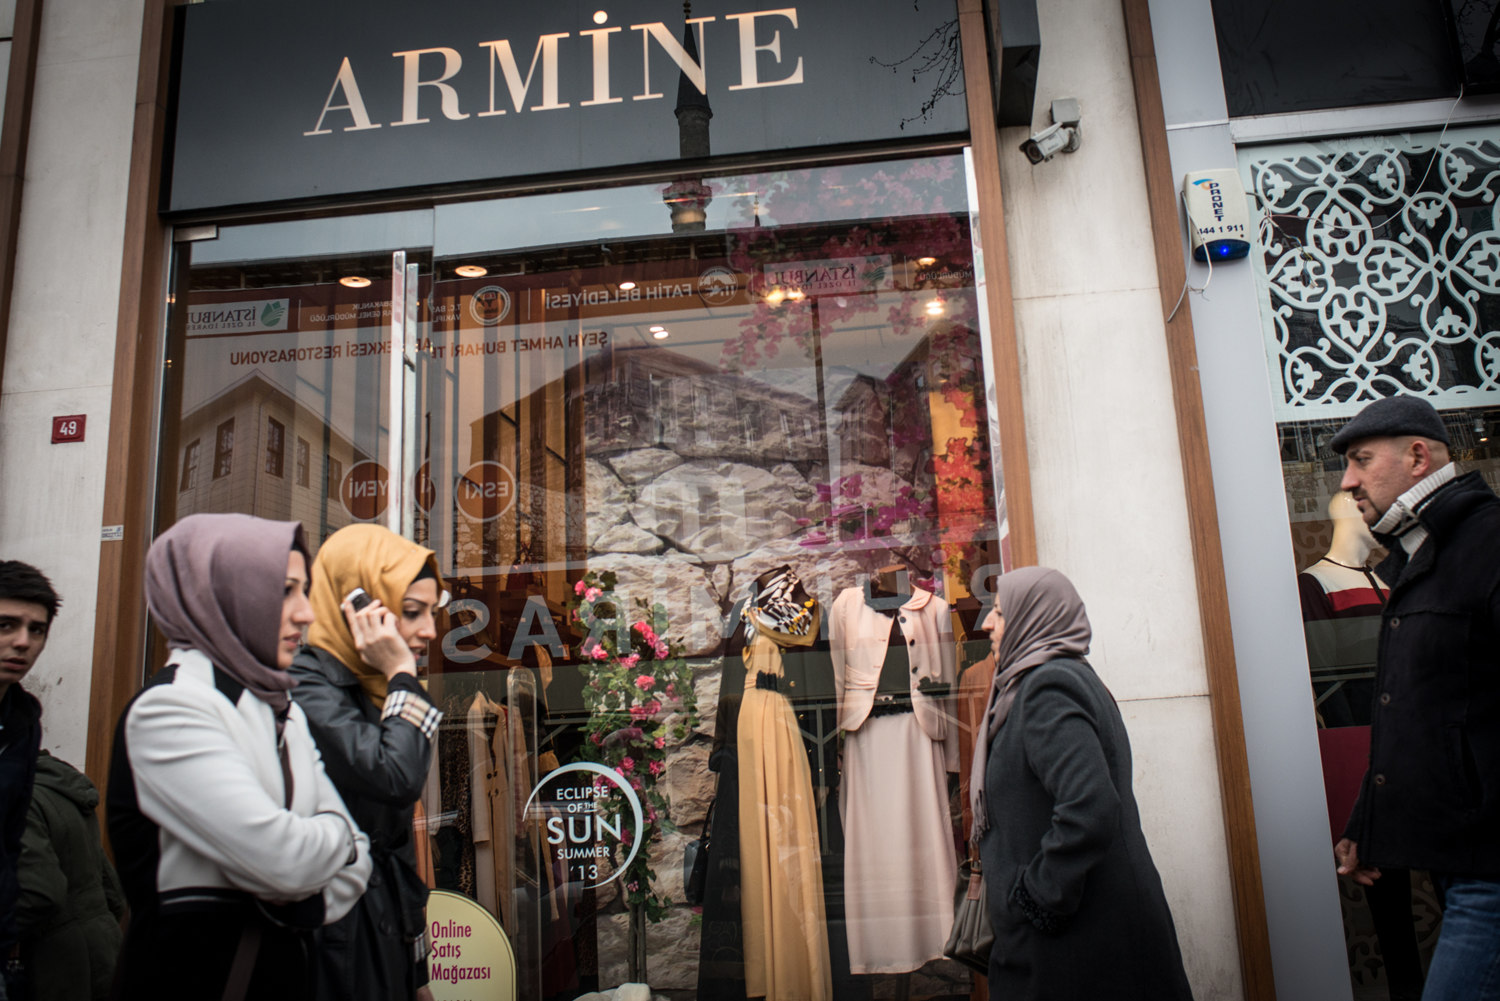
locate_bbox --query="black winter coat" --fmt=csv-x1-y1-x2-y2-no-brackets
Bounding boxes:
0,684,41,952
289,647,435,1001
979,658,1194,1001
1344,471,1500,874
16,750,125,1001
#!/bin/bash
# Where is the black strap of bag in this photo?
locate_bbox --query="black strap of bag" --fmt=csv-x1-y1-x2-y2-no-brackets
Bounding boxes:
219,912,263,1001
684,797,715,905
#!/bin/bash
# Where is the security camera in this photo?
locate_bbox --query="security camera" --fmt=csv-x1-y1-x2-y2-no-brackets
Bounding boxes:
1019,122,1081,164
1019,97,1082,165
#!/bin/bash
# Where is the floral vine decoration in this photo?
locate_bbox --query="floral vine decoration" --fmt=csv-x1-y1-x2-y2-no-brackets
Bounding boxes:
570,569,699,922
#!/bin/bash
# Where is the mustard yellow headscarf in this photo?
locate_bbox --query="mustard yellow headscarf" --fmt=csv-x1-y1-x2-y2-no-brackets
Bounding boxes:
305,524,442,706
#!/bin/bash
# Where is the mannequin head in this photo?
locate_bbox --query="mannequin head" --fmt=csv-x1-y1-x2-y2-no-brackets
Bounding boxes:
1325,490,1378,565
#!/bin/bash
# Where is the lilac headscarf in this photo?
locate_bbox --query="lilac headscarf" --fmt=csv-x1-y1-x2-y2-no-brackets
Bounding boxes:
144,513,310,713
969,566,1092,842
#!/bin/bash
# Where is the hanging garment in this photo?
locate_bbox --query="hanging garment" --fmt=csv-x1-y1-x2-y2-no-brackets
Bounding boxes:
830,585,958,975
737,607,833,1001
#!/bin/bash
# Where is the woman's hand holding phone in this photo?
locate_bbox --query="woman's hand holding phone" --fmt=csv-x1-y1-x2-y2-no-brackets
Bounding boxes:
342,588,417,680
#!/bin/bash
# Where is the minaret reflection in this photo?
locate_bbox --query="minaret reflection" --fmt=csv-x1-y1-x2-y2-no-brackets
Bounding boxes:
663,1,713,232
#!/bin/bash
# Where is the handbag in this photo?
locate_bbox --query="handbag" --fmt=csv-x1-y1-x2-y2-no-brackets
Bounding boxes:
683,798,714,905
943,856,995,974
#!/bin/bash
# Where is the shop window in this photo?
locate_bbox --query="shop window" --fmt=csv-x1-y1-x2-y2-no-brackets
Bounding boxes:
265,417,285,477
1244,128,1500,999
295,437,310,487
212,419,234,479
156,153,1012,1000
179,439,200,492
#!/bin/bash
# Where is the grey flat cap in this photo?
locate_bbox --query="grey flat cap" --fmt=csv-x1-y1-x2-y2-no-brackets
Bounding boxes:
1328,396,1450,454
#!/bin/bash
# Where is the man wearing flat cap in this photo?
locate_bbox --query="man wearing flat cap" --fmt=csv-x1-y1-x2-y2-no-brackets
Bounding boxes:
1329,395,1500,1000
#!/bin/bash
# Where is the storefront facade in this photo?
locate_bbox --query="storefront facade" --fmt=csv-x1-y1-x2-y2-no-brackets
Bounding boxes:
25,0,1500,999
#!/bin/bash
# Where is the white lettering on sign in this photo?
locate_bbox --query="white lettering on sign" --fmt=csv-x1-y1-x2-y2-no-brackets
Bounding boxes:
522,762,645,889
303,7,804,136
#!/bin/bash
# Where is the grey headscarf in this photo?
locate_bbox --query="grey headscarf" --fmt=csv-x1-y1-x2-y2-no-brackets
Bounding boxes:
144,513,310,714
969,566,1092,842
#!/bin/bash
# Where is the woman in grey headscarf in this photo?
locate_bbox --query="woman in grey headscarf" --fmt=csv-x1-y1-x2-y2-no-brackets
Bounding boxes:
970,566,1194,1001
107,513,371,1001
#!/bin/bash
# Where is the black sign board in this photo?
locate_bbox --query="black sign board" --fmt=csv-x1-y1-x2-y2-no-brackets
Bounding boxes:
166,0,969,215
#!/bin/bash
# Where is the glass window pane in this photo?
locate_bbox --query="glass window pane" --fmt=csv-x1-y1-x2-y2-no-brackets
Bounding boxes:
154,153,1012,999
1242,127,1500,998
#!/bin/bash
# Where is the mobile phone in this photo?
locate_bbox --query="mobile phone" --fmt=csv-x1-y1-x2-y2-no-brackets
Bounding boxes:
344,587,372,612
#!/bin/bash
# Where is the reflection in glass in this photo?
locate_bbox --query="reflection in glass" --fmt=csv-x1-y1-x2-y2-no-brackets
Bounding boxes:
156,152,1007,999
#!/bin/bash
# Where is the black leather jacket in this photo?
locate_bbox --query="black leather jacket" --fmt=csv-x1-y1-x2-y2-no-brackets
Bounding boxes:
290,646,435,999
1344,471,1500,874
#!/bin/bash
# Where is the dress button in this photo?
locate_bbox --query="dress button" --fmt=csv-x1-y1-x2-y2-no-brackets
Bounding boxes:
1390,617,1400,629
908,638,916,646
1374,774,1386,786
1379,693,1392,706
899,616,907,623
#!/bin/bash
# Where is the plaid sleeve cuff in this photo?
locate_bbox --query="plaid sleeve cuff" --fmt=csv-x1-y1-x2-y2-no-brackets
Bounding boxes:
382,688,442,739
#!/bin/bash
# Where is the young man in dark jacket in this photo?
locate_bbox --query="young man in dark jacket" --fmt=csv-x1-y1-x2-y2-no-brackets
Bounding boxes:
0,562,59,1001
1328,396,1500,1001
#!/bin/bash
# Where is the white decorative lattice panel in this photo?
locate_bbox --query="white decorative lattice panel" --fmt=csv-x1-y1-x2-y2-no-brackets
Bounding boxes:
1245,128,1500,420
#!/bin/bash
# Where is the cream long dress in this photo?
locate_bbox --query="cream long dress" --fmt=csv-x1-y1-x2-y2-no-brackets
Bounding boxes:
737,616,833,1001
830,586,958,975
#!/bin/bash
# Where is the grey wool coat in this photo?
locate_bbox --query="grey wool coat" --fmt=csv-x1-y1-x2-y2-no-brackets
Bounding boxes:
979,658,1194,1001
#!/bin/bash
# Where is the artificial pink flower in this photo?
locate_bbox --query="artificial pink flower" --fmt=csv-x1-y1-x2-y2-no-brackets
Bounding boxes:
590,644,610,661
653,641,669,659
654,735,666,749
618,757,635,773
619,653,641,669
630,776,643,790
574,580,587,595
665,684,677,699
648,760,663,776
635,674,656,689
585,587,602,601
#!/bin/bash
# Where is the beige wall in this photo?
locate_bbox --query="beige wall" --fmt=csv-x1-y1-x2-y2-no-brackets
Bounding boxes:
0,0,143,764
995,0,1242,996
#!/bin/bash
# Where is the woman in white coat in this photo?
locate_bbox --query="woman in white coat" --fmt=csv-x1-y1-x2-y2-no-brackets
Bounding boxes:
107,513,371,1001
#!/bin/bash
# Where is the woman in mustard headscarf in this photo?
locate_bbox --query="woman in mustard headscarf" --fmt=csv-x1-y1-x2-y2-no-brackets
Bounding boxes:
289,524,446,1001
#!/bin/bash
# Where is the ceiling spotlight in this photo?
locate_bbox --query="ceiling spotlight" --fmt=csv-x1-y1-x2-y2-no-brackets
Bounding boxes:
917,256,937,267
593,9,608,24
765,287,786,307
925,297,945,316
786,289,806,302
339,275,371,288
619,280,637,291
455,264,487,278
649,325,669,340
